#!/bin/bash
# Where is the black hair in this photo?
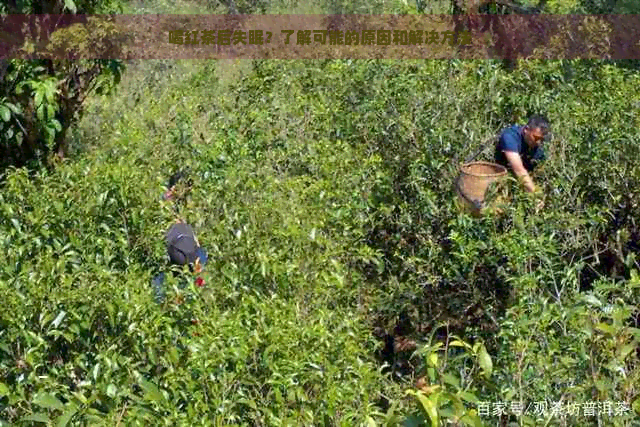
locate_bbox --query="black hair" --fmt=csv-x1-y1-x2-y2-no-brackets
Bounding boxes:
167,167,193,189
525,115,550,136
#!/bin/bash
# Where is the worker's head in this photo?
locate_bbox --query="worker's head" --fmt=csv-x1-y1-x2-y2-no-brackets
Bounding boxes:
522,115,550,149
162,168,193,201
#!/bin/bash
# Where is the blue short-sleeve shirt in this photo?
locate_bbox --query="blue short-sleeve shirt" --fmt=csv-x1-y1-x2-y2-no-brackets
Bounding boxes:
494,125,545,172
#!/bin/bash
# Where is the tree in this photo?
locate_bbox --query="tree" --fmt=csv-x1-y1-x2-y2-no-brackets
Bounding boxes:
0,0,125,171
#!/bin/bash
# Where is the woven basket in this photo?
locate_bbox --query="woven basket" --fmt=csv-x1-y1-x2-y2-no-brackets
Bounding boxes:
455,161,507,215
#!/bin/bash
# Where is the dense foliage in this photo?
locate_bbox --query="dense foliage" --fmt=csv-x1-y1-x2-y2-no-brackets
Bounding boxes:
2,0,640,426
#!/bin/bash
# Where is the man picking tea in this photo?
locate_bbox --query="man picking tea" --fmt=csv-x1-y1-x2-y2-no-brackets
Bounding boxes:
494,115,550,194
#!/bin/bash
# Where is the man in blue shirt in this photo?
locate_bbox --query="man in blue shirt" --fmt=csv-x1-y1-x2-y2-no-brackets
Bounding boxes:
494,115,549,193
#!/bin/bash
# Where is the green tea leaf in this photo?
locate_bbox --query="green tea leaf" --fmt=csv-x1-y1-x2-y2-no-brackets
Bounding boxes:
460,410,484,427
416,392,439,427
458,391,479,404
107,384,117,398
33,392,65,411
477,344,493,379
595,322,615,335
442,373,460,389
0,105,10,122
56,403,79,427
449,340,472,349
583,294,602,307
21,413,50,424
34,90,43,107
619,343,636,360
139,379,165,404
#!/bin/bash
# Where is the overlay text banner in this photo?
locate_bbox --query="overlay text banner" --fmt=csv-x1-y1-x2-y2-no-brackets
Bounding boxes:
0,14,638,59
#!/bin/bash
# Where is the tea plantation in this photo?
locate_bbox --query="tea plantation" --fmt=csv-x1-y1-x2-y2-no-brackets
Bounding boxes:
1,0,640,425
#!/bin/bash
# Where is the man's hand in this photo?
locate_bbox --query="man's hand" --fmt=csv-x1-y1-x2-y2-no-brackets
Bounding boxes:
533,180,545,210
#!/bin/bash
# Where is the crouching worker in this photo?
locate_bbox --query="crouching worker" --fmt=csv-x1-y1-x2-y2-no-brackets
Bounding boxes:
494,115,549,194
494,115,549,212
151,220,208,304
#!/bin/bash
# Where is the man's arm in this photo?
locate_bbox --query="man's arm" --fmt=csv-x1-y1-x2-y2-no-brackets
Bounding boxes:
504,151,536,192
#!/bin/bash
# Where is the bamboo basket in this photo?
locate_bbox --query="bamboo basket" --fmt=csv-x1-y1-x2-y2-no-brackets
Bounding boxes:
455,161,507,216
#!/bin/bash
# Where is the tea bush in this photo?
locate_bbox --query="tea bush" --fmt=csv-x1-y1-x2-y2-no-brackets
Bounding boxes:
0,56,405,425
